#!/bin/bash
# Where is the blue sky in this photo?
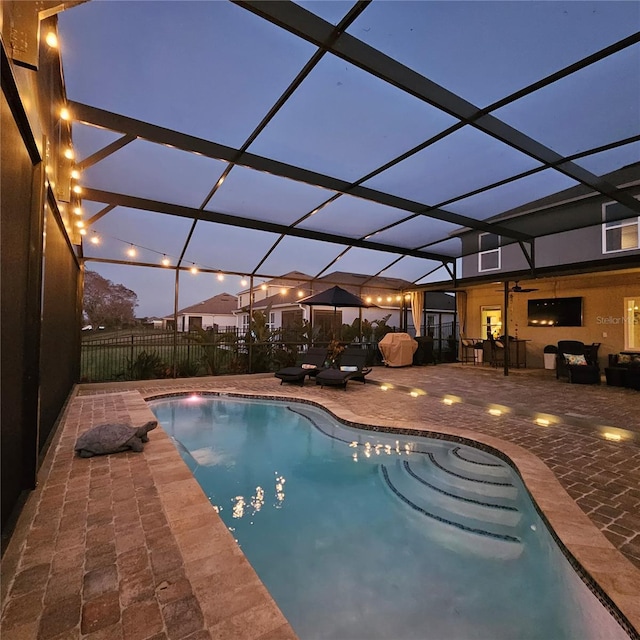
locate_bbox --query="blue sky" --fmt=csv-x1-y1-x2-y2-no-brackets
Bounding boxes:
57,1,640,317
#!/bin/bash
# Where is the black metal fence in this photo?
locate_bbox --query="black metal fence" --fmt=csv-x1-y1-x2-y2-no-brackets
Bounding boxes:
80,323,459,383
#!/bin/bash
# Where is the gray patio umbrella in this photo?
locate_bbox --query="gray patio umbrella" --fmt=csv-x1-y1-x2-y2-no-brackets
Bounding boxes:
298,286,376,339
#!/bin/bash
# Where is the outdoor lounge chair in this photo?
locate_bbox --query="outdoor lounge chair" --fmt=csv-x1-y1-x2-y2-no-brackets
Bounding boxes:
274,347,328,385
315,349,372,390
556,340,601,384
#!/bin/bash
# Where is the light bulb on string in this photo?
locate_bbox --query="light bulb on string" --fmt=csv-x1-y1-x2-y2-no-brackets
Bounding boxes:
45,32,58,48
161,255,170,267
127,245,137,258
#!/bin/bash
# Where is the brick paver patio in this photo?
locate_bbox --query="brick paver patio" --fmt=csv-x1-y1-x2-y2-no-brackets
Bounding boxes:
2,364,639,639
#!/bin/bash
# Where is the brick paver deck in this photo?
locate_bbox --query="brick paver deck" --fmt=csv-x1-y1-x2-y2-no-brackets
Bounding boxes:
2,364,639,639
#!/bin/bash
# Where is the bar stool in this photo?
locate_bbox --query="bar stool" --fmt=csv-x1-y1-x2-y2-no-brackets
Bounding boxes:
461,339,477,364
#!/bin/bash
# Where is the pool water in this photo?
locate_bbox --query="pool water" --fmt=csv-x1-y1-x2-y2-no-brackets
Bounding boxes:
149,395,628,640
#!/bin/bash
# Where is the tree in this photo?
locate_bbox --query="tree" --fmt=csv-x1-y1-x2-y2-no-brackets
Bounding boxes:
83,270,138,328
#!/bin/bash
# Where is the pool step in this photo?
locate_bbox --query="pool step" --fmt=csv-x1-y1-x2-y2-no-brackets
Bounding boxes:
419,451,519,500
381,460,522,539
399,460,522,528
447,446,512,479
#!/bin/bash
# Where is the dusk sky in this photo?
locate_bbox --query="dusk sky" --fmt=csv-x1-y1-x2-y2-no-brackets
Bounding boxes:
57,1,640,318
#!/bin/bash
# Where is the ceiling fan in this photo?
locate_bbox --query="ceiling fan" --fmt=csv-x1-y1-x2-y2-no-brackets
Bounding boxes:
496,281,539,293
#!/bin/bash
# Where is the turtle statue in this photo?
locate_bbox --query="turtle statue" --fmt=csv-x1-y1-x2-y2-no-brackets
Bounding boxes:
74,420,158,458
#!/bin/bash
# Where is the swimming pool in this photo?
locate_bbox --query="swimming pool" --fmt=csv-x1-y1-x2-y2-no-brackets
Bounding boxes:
149,394,630,640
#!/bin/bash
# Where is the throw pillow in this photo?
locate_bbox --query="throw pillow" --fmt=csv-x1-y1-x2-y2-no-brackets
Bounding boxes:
301,363,317,370
618,354,632,364
564,353,587,366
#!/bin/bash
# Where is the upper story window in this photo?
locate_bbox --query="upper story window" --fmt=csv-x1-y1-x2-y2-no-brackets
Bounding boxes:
602,201,639,253
478,233,501,272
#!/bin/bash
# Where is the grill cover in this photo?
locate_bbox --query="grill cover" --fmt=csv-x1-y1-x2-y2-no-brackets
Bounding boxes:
379,333,418,367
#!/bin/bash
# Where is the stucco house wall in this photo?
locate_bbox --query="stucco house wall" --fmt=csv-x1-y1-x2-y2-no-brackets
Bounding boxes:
461,270,638,369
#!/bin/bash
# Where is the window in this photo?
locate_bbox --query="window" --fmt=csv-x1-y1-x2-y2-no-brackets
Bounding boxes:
481,306,502,339
241,314,250,332
267,312,276,330
602,201,639,253
624,297,640,351
478,233,501,271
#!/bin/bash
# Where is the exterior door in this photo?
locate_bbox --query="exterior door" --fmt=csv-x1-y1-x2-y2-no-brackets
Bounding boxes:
481,306,502,339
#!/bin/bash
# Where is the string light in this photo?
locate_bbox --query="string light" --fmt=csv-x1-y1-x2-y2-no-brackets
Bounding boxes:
240,277,248,287
89,233,100,245
73,207,82,215
217,273,224,281
297,290,304,298
280,288,287,295
64,148,74,160
71,169,80,180
161,255,170,267
76,220,84,229
127,245,137,258
190,265,198,274
45,32,58,48
72,185,82,194
60,107,71,121
79,228,87,236
260,284,267,291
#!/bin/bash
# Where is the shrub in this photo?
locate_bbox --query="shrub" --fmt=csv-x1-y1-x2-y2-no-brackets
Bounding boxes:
123,350,168,380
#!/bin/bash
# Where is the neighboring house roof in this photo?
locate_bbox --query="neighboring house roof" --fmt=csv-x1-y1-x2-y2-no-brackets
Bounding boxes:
244,281,454,313
423,292,456,311
318,271,414,291
241,289,312,311
171,293,238,316
236,271,313,296
239,271,416,312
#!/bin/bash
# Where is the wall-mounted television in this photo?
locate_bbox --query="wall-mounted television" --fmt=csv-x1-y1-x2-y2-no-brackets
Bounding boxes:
527,297,583,327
